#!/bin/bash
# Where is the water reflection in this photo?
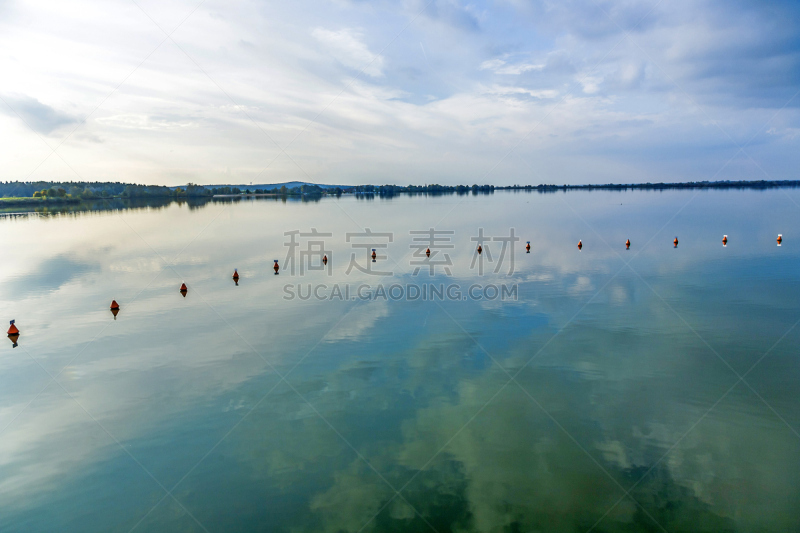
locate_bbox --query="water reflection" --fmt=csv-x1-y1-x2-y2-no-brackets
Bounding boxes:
1,189,799,532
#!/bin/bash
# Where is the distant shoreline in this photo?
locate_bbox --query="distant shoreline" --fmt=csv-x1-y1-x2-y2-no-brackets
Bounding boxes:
496,180,800,192
1,180,798,208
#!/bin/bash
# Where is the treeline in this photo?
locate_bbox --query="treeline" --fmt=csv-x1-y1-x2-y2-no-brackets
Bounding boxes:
352,184,495,197
498,180,800,191
1,181,131,198
220,184,336,196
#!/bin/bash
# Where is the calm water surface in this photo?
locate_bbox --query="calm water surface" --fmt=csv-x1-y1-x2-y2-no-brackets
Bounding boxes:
1,189,799,532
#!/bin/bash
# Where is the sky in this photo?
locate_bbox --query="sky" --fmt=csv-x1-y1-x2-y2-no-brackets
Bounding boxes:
0,0,799,186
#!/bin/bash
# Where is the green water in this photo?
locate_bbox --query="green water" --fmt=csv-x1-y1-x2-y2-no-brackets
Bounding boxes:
1,189,799,532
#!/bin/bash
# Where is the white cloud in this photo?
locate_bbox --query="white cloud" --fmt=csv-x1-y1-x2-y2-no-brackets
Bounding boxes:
480,58,545,75
312,27,385,78
580,75,602,94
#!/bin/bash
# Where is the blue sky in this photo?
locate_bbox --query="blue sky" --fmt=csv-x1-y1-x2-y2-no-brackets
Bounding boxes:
0,0,798,186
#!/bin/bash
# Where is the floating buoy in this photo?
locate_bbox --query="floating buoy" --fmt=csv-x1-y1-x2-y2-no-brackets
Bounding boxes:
426,247,431,257
273,260,280,274
323,255,328,265
180,282,188,294
722,235,727,246
526,241,531,253
111,308,119,320
110,300,120,310
777,234,782,245
626,239,630,249
477,245,482,254
371,249,377,260
232,269,239,280
577,240,582,250
673,237,679,247
7,321,19,347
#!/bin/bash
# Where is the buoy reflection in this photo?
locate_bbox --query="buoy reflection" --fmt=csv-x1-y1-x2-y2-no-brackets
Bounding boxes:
111,308,120,320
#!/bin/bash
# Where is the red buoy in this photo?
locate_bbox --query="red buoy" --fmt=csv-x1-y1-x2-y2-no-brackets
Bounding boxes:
371,249,377,260
625,239,630,249
180,283,188,292
426,247,431,257
232,269,239,280
323,255,328,265
577,240,582,250
477,245,482,254
273,260,280,273
722,235,728,245
110,300,120,310
673,237,679,247
777,234,783,244
525,241,531,252
7,321,19,347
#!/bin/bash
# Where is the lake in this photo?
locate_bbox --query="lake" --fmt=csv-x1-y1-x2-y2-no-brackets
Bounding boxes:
1,188,799,532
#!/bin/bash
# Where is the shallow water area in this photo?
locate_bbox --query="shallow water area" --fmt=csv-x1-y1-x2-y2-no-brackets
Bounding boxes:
1,188,799,532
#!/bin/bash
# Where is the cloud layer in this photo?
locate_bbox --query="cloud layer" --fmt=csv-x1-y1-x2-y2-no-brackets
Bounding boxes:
0,0,798,185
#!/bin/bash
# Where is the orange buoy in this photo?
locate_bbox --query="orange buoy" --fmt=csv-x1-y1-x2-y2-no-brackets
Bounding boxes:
722,235,728,245
577,240,582,250
8,321,19,347
625,239,630,249
323,255,328,265
273,260,280,273
371,249,377,260
426,247,431,257
110,300,120,310
777,234,782,244
673,237,678,247
525,241,531,253
232,269,239,280
477,245,482,254
180,283,188,292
